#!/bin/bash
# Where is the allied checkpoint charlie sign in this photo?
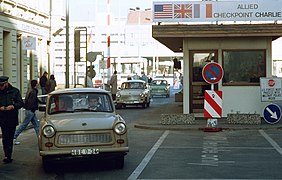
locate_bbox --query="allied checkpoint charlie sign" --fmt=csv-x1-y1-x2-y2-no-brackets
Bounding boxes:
153,0,282,23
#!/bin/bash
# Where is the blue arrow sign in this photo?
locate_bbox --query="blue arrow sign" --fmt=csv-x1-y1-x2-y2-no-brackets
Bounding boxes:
263,103,281,124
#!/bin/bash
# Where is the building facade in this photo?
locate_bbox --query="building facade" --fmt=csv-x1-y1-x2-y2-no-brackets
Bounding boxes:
0,0,64,96
52,10,182,88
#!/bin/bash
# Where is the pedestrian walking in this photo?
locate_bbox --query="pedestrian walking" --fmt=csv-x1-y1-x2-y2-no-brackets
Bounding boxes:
45,74,57,93
127,75,132,80
14,80,40,145
132,73,140,80
85,71,93,87
39,71,48,95
0,76,24,163
140,72,148,83
109,70,118,100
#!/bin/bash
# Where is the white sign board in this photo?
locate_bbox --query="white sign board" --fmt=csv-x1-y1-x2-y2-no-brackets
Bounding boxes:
153,0,282,22
260,77,282,102
22,37,36,50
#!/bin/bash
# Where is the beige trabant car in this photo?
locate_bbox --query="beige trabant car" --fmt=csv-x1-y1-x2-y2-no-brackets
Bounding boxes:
38,88,128,171
116,80,151,108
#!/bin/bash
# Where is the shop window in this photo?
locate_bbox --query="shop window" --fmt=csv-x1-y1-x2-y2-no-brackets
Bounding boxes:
222,50,266,86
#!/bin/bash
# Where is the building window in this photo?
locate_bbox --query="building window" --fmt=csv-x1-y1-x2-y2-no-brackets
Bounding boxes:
223,50,266,86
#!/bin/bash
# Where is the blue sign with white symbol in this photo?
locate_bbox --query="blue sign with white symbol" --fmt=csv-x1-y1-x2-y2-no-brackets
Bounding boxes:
263,103,281,124
202,62,224,84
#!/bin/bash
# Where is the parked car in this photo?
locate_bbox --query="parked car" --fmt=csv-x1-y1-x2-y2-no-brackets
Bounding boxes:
38,88,129,171
150,79,170,98
116,80,151,108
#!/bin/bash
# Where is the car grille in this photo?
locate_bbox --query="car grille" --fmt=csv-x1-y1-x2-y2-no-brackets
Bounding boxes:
151,89,165,93
58,133,113,145
122,95,139,101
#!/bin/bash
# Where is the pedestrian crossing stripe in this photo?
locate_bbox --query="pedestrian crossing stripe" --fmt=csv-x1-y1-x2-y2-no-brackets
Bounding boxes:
204,90,222,118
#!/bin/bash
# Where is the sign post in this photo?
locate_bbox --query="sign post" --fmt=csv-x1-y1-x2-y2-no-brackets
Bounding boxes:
202,62,224,132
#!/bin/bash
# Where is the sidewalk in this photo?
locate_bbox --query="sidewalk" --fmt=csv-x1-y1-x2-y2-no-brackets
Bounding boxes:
134,100,282,131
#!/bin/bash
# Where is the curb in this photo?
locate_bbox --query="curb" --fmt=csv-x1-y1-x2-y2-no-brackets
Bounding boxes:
134,123,282,131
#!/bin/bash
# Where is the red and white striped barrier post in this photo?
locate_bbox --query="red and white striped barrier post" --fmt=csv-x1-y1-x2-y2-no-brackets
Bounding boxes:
107,0,111,81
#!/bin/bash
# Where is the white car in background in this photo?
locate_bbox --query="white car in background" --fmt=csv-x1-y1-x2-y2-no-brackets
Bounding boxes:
116,80,151,108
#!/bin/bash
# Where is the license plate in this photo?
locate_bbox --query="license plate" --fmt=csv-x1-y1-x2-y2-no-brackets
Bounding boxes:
71,148,99,155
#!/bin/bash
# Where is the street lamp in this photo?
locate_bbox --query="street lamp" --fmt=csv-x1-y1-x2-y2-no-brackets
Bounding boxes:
65,0,69,88
129,7,141,60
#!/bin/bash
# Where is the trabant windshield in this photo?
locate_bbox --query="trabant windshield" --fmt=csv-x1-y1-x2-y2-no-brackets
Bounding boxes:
151,80,167,85
48,93,114,114
122,82,144,89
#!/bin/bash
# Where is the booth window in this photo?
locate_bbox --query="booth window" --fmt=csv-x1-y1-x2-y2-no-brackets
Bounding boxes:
222,50,266,86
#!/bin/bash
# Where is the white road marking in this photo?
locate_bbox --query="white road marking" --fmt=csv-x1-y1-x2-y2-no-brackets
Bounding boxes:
259,129,282,156
138,179,277,180
128,130,169,180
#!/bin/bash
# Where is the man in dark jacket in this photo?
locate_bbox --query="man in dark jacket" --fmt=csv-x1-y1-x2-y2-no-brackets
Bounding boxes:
14,80,39,145
39,71,48,95
0,76,24,163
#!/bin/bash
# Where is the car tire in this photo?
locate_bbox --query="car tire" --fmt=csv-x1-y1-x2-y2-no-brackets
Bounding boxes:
147,100,150,107
115,156,124,169
116,103,122,109
42,157,52,172
142,101,147,108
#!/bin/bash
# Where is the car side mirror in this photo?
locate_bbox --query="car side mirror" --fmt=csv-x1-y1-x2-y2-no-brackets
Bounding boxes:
38,105,46,112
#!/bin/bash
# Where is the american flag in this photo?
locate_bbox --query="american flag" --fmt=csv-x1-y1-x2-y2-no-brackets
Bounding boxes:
174,4,193,18
154,4,173,19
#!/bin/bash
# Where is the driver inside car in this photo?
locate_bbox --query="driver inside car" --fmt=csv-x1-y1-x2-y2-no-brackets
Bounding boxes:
88,95,104,111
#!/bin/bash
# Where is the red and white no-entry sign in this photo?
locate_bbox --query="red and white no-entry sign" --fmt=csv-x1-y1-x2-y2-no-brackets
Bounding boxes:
204,90,222,118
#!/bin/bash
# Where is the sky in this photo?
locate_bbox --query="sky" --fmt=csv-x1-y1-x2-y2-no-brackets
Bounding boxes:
68,0,282,59
69,0,154,22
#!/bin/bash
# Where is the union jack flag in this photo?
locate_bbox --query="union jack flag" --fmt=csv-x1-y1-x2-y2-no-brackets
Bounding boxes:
174,4,192,18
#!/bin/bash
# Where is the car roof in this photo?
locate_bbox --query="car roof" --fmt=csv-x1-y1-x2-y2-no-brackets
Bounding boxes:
123,80,146,83
49,88,110,95
152,79,167,81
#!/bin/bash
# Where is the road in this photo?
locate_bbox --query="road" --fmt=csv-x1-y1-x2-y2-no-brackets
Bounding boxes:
0,95,282,179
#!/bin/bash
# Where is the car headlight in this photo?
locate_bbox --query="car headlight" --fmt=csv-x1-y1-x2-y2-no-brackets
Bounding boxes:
140,93,145,97
43,125,56,138
114,122,127,135
116,93,121,98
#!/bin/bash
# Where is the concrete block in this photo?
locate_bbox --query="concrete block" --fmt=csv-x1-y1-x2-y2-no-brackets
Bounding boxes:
160,114,195,125
227,113,261,124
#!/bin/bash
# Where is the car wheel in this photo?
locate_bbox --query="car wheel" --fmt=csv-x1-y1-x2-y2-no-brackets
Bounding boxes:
116,103,122,109
42,157,52,172
142,101,147,108
147,100,150,107
115,156,124,169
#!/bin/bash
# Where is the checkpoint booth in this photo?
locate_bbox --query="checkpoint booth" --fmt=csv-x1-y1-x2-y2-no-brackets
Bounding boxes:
152,0,282,117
